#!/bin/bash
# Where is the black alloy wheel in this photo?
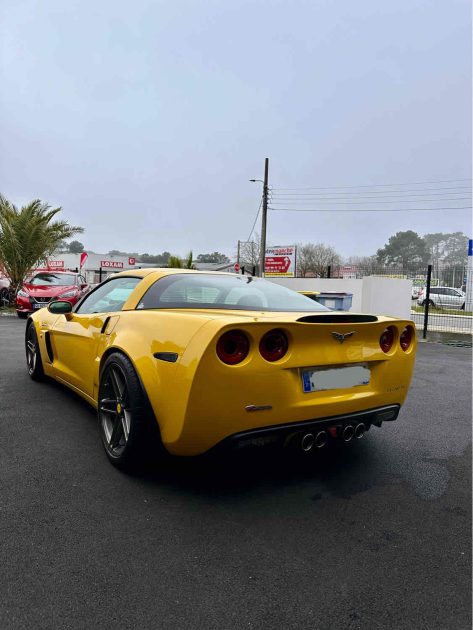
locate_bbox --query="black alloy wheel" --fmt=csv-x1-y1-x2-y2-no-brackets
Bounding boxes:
98,352,163,471
25,323,44,381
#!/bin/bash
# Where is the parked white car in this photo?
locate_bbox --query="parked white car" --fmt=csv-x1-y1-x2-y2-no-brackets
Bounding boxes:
417,286,466,310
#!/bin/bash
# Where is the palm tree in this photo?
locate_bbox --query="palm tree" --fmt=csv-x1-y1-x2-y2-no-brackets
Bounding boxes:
0,194,83,302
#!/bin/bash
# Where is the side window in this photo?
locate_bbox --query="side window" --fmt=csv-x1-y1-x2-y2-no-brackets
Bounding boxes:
76,277,141,314
432,288,443,295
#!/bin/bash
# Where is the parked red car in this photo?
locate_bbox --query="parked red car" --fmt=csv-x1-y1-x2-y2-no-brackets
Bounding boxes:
16,271,89,318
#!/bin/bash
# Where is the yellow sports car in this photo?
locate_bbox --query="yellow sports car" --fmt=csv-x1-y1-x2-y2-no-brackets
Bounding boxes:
25,269,416,470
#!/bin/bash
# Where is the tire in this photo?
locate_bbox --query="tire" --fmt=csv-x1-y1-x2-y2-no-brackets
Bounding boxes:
461,303,465,310
25,323,44,381
17,311,28,319
98,352,164,471
422,299,435,308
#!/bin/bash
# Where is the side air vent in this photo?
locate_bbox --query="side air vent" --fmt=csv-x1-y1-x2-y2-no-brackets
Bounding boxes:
45,331,54,362
297,314,378,323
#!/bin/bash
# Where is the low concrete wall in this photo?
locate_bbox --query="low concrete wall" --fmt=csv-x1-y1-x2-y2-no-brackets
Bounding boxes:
268,276,412,319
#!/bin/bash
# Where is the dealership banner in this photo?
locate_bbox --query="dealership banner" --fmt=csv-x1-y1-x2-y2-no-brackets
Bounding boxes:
47,260,65,270
264,246,296,277
100,260,124,269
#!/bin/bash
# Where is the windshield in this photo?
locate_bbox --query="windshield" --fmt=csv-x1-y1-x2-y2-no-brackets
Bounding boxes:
137,274,330,312
30,273,77,286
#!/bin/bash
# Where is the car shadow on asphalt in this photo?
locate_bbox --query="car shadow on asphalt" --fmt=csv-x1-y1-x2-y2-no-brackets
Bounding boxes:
131,438,382,501
38,375,393,501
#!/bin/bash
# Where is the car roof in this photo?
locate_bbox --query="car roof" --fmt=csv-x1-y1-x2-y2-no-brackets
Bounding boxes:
112,268,240,280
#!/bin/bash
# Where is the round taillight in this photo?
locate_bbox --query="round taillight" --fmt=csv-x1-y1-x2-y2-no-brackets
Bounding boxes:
400,326,413,351
379,326,395,353
216,330,250,365
259,329,288,362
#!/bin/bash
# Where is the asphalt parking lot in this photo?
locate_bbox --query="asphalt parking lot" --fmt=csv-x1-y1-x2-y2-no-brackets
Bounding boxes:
0,317,471,630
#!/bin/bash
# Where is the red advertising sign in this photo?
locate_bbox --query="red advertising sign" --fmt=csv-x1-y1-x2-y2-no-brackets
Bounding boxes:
100,261,124,269
128,257,136,265
47,260,65,270
265,256,291,274
264,246,296,277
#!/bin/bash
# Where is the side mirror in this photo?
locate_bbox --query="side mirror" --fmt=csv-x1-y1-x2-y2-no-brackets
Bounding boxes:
48,300,73,315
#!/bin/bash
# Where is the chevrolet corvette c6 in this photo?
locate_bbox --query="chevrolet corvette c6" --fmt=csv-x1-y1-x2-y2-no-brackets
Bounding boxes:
25,269,416,470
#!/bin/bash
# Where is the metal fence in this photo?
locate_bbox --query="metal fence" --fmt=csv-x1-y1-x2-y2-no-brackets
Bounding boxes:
310,264,472,341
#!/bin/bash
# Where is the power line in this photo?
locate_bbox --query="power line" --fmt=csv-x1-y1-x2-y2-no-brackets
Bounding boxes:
268,206,472,213
270,188,472,199
271,178,472,191
247,196,263,242
269,197,472,206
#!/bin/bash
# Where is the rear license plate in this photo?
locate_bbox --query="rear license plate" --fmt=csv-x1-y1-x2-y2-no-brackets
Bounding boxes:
302,364,370,393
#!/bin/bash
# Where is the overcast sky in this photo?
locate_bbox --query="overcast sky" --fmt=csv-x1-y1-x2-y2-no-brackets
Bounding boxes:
1,0,471,259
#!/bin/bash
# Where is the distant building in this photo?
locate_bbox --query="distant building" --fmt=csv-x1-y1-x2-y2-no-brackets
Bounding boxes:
43,252,153,284
43,253,238,284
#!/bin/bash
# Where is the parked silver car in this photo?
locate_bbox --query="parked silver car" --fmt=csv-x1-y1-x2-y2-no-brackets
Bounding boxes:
0,276,10,305
417,286,466,310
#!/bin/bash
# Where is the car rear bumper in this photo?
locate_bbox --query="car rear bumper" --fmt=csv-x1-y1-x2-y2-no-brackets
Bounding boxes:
212,404,400,452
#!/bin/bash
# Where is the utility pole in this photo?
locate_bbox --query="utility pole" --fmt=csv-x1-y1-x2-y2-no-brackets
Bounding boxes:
259,157,269,277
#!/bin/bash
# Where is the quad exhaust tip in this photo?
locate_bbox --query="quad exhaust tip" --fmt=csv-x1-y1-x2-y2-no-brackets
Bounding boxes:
301,433,315,452
342,425,355,442
315,431,328,448
355,423,366,439
301,431,328,451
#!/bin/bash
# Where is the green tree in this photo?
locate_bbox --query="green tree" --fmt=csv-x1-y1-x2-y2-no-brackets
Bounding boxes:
168,251,194,269
68,240,84,253
0,195,83,300
139,251,171,265
196,252,230,264
376,231,429,269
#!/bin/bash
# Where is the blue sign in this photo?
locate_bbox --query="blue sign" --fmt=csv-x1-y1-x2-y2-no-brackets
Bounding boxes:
469,239,473,256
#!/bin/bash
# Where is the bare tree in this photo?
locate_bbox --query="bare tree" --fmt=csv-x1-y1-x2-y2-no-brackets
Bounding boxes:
296,243,317,277
239,234,260,271
311,244,341,277
345,255,378,276
296,243,341,277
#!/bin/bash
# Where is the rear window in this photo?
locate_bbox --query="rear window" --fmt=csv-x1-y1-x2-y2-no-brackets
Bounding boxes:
30,273,77,286
136,274,329,312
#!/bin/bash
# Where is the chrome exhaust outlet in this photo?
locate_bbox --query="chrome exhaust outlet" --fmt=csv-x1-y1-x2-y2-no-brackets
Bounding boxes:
342,425,355,442
314,431,328,448
354,423,366,439
301,433,315,452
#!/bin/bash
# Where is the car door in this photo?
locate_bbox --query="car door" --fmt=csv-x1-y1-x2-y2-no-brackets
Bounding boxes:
433,288,445,308
49,277,141,397
453,289,465,308
438,288,455,309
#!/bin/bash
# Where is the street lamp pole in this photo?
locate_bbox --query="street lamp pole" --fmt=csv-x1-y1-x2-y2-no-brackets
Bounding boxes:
250,158,269,277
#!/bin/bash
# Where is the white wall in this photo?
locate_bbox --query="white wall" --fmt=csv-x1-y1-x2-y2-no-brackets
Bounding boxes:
268,276,412,319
